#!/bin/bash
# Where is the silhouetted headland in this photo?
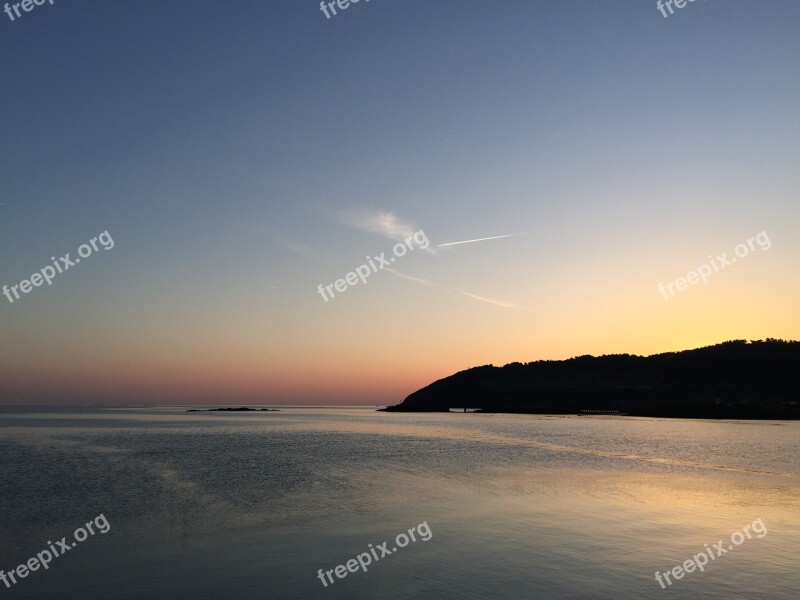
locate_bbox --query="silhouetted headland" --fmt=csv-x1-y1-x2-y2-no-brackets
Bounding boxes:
384,340,800,419
187,407,280,412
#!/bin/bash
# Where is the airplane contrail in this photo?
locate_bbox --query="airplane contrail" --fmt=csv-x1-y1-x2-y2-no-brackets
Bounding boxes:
436,233,522,247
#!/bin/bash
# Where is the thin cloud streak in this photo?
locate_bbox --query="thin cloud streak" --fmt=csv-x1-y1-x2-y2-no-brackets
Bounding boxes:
384,268,433,286
273,236,320,259
387,268,522,310
451,288,519,309
437,233,523,247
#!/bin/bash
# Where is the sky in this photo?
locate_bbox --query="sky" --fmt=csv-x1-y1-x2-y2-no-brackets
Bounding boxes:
1,0,798,405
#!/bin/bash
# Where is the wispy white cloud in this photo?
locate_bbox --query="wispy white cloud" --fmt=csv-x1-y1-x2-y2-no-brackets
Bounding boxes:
336,211,523,309
339,209,437,255
342,210,419,241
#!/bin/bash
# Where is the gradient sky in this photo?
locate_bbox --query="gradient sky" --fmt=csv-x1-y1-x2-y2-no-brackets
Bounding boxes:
1,0,798,405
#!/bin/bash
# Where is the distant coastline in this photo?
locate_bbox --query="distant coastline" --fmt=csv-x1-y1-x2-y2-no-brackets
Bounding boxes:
384,340,800,420
187,407,280,412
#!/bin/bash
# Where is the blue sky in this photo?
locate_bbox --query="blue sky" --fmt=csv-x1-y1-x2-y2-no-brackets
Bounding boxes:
1,0,798,404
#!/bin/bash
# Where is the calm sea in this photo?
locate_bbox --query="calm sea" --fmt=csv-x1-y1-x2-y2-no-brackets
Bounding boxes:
0,407,797,599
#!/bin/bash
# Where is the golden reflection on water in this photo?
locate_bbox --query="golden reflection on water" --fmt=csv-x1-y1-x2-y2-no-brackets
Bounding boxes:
277,414,800,479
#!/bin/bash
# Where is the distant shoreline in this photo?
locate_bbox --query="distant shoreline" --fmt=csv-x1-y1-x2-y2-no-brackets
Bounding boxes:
378,407,799,420
186,407,280,412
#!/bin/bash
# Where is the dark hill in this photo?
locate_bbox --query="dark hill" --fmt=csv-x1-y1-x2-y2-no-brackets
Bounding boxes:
385,340,800,419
